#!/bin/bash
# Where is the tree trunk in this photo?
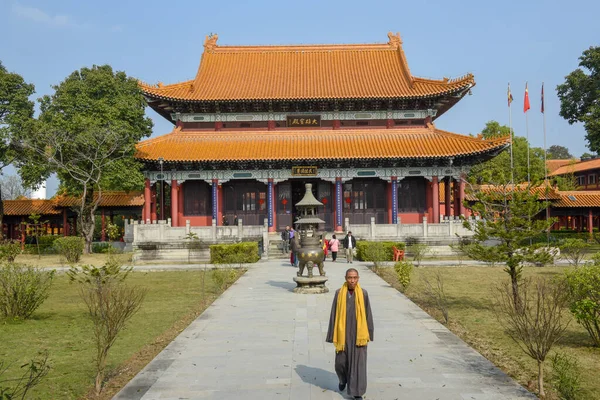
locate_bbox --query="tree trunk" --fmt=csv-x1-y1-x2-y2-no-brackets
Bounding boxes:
538,360,545,398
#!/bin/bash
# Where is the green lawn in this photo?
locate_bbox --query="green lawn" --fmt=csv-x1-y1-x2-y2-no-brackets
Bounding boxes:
0,268,244,399
376,265,600,400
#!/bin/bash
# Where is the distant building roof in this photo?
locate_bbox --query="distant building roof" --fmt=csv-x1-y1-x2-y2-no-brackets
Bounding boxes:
2,191,143,217
549,158,600,176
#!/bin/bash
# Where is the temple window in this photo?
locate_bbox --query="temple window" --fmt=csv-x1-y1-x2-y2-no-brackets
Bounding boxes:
183,181,212,216
397,177,426,212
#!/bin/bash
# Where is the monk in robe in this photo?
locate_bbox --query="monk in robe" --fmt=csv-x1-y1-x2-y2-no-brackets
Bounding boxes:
326,268,374,400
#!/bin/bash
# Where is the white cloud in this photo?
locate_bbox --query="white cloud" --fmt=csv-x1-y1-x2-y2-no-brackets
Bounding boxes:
12,3,72,27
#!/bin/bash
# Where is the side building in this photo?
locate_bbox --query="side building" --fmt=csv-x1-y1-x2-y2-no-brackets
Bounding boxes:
136,33,508,233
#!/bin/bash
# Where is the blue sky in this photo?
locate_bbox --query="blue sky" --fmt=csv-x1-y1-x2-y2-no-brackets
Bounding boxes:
1,0,598,196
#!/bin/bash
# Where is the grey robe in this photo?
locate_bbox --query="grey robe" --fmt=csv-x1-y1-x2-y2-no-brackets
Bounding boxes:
326,288,374,397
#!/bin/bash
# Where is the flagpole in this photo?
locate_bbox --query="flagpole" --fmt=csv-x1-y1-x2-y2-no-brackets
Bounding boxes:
525,82,531,183
509,83,514,185
542,82,550,244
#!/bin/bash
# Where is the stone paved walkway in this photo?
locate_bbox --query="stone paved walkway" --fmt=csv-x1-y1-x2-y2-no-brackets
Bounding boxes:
113,260,535,400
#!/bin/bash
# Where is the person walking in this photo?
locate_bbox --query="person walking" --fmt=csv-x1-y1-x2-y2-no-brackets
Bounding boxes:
281,226,290,254
290,234,300,267
326,268,374,400
328,234,340,262
342,231,356,263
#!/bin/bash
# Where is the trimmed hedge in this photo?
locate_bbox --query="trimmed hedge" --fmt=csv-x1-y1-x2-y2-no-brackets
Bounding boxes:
355,241,405,262
210,242,260,264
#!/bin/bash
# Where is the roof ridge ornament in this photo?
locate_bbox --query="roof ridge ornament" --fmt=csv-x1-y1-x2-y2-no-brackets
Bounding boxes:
204,33,219,51
387,32,402,48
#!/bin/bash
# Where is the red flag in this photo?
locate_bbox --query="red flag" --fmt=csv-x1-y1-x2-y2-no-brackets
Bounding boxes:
523,83,530,113
541,83,545,113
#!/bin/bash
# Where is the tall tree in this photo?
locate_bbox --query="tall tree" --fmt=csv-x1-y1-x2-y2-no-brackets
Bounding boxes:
0,61,35,238
15,65,152,253
0,175,31,200
463,185,556,305
580,152,596,160
468,121,546,184
557,46,600,152
547,145,573,160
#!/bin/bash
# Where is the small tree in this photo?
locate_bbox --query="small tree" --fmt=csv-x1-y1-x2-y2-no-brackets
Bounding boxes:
564,262,600,346
27,213,48,259
0,351,50,399
559,239,590,267
464,183,556,305
68,260,146,394
422,270,450,324
495,277,571,398
393,260,413,293
408,243,430,267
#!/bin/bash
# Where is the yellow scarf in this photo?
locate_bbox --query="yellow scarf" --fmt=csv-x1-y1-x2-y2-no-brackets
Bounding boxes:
333,282,370,353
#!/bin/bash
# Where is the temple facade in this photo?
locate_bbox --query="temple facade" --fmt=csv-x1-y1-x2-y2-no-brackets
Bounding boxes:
136,33,509,233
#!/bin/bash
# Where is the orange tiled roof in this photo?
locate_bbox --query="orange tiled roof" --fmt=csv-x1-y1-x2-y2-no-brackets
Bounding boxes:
549,158,600,176
546,159,578,174
135,125,509,162
55,191,144,207
139,33,475,102
3,199,62,216
553,191,600,208
464,183,562,201
2,192,144,217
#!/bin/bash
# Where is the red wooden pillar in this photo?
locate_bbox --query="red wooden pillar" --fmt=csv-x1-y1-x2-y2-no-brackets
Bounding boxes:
432,176,439,223
267,120,275,131
151,184,157,222
387,180,393,224
171,179,178,226
144,178,151,222
588,209,593,237
333,120,340,130
20,218,25,250
101,209,106,242
459,178,466,217
426,178,433,223
271,180,278,232
63,209,68,236
386,119,394,129
215,121,223,131
445,177,452,218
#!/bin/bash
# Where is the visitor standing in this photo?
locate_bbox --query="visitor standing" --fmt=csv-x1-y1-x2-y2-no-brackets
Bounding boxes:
326,268,374,400
290,234,300,267
342,231,356,263
328,234,340,262
281,226,290,254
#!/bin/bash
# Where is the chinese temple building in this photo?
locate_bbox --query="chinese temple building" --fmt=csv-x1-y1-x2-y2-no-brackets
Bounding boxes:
136,32,509,233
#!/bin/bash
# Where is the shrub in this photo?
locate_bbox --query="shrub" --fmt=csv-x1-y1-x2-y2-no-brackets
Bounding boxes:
92,242,112,254
551,352,581,400
408,243,430,267
209,242,259,264
355,241,405,262
564,264,600,346
37,235,60,254
106,223,121,241
0,240,21,262
210,268,239,290
394,261,413,293
422,270,449,324
54,236,85,264
560,239,590,267
0,263,55,319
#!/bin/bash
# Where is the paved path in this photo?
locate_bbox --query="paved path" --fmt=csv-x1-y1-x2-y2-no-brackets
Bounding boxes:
113,260,535,400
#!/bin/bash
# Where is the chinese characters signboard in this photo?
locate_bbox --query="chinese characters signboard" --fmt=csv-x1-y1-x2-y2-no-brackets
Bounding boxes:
292,166,318,176
287,115,321,127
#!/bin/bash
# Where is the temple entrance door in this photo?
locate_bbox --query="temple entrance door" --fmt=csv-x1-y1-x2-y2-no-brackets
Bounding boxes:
290,179,333,232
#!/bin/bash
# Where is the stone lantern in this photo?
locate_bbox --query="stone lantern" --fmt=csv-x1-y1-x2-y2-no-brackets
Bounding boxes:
292,183,328,294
